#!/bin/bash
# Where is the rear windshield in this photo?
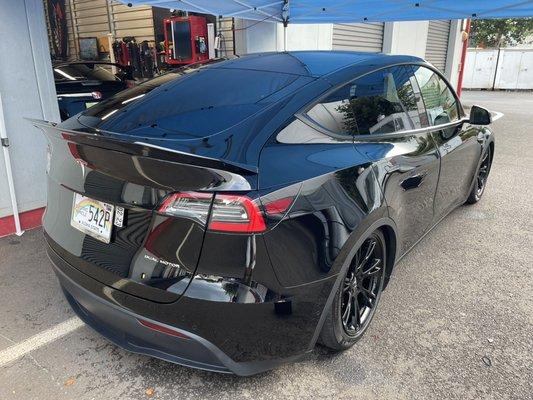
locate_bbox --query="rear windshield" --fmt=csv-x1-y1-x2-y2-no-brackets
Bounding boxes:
79,67,304,138
54,64,120,82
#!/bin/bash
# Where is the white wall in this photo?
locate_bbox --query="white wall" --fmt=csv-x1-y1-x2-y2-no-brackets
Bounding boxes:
277,24,333,51
0,0,60,218
445,20,464,90
464,48,533,89
384,21,429,58
234,19,463,89
234,20,333,53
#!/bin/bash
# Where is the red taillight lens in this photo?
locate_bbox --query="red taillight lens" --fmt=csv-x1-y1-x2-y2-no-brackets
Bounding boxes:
263,197,294,216
158,192,213,225
209,194,266,233
91,91,103,99
158,192,266,233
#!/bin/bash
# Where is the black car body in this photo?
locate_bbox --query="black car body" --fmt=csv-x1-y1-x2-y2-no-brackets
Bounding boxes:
36,52,494,375
54,62,131,120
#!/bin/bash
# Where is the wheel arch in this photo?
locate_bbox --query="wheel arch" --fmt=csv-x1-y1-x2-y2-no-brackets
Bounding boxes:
377,224,398,290
488,139,495,163
308,216,400,349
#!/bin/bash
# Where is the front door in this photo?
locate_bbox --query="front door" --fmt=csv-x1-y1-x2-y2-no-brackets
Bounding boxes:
351,65,440,255
412,65,482,220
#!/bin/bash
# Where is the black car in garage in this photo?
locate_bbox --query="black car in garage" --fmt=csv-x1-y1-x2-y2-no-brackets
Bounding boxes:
36,52,494,375
53,61,132,120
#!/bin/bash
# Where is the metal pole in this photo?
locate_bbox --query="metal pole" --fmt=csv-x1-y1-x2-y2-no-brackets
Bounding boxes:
0,93,24,236
282,0,289,52
284,24,288,51
456,19,471,98
492,46,502,91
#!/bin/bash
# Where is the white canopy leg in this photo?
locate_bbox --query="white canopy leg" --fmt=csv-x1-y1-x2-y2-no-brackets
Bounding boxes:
284,24,288,51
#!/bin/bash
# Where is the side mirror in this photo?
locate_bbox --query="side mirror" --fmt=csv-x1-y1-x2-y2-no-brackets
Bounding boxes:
469,105,492,125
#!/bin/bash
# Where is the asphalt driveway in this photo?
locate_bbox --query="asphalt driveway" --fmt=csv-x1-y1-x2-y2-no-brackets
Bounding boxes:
0,90,531,400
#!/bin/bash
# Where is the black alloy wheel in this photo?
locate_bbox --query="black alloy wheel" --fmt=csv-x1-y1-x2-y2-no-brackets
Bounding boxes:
319,230,386,350
467,147,492,204
340,234,385,336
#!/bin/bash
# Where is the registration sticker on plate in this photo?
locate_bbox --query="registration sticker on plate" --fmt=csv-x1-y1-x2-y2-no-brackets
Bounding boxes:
71,193,115,243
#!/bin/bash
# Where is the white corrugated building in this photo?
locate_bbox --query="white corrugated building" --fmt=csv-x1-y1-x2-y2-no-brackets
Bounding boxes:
234,19,463,86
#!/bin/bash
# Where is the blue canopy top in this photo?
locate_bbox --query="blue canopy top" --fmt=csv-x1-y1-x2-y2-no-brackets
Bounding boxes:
121,1,533,23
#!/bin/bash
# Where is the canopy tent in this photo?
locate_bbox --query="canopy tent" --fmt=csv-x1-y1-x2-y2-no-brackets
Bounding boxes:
120,1,533,24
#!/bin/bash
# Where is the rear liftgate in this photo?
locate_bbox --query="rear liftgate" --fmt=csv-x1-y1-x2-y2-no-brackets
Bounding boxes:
34,120,258,303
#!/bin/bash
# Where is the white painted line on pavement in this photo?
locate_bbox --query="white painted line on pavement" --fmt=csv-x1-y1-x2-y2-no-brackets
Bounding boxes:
0,317,84,367
492,111,504,122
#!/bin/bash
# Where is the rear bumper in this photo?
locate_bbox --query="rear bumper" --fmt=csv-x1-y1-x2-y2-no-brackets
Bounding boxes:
47,241,313,376
56,263,231,374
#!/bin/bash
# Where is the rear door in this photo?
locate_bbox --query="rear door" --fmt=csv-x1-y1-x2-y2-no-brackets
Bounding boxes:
412,65,482,220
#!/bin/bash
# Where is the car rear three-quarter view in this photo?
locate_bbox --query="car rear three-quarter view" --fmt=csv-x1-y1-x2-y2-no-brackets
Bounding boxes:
36,51,494,375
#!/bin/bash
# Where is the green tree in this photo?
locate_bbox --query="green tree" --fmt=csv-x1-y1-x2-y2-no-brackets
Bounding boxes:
471,18,533,48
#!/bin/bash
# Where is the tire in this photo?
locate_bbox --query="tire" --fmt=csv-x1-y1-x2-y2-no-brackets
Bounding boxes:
466,146,492,204
319,230,386,351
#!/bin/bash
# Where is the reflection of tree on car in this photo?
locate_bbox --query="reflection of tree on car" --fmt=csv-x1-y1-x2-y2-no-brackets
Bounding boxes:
335,69,425,135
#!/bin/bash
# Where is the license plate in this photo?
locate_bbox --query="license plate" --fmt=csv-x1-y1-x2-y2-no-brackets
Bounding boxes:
71,194,114,243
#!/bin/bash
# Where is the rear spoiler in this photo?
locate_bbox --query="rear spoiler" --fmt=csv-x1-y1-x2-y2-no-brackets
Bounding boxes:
29,119,256,191
29,119,257,174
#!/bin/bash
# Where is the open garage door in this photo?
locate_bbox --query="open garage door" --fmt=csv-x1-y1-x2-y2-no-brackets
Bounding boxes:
332,22,384,52
425,20,451,72
46,0,157,60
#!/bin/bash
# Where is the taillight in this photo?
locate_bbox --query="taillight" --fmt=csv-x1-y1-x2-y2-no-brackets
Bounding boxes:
158,192,267,233
209,194,266,233
159,184,301,233
263,197,294,215
158,192,212,226
91,91,103,99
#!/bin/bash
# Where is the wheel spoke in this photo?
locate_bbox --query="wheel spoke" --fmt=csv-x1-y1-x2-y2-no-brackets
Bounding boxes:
353,296,361,327
342,278,353,292
358,239,376,271
342,292,352,324
360,287,377,302
362,258,382,276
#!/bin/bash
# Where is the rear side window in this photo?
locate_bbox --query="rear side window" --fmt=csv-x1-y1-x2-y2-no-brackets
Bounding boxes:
305,66,429,137
305,85,354,137
412,65,459,126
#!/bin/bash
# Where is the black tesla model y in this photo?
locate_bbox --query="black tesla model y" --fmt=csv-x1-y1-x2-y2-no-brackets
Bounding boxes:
35,52,494,375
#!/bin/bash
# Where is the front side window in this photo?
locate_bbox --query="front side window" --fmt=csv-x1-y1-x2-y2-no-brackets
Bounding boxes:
305,66,429,137
413,65,459,126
